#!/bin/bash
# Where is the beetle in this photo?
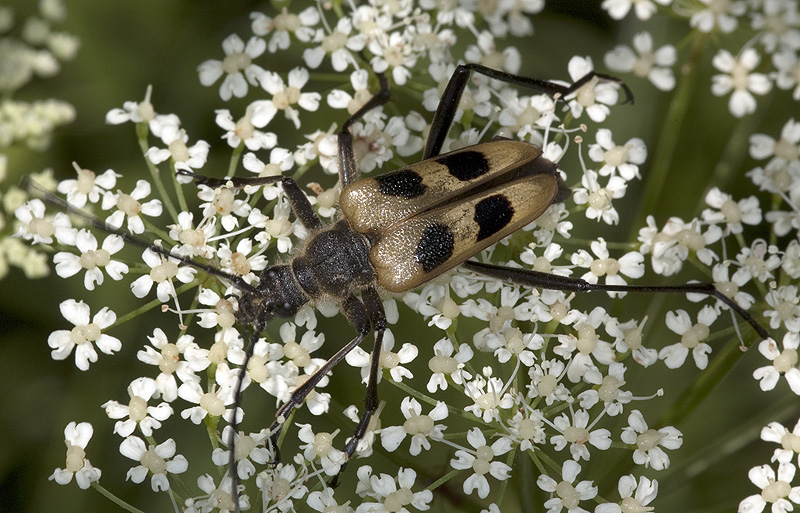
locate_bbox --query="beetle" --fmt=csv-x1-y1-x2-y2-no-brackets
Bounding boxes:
27,63,770,505
171,63,770,489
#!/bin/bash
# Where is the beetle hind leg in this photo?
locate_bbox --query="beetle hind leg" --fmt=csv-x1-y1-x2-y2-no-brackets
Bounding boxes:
461,260,770,340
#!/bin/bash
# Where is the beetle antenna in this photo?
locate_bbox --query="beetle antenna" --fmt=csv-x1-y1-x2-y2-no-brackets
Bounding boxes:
21,176,260,295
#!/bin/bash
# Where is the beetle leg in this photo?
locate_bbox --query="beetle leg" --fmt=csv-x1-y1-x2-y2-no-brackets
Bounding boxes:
177,170,323,231
338,72,391,188
266,294,373,457
461,260,770,340
228,321,266,508
424,63,634,159
342,286,386,458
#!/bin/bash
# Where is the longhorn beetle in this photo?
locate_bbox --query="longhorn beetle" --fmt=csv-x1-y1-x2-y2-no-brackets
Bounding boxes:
175,63,770,499
28,64,770,505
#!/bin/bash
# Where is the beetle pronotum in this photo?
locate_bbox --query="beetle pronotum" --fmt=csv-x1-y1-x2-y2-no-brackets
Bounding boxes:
27,63,770,507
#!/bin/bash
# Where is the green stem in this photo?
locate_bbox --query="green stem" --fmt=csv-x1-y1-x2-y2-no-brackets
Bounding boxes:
658,330,748,427
425,468,461,492
387,377,488,426
108,280,200,329
92,482,146,513
227,144,243,178
137,122,179,223
629,32,709,237
659,388,800,489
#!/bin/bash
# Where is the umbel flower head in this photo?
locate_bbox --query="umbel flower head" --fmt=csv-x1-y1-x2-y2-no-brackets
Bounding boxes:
5,0,799,512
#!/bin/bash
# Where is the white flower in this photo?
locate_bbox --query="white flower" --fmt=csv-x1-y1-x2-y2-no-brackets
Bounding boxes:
196,183,251,232
605,317,658,367
308,488,354,513
101,180,163,234
49,422,101,489
764,286,800,331
346,329,418,384
577,362,633,416
211,426,271,480
620,410,683,470
659,306,717,369
258,67,321,129
130,248,197,302
739,462,800,513
595,475,658,513
48,299,121,371
188,474,249,513
303,16,365,71
761,418,800,464
570,238,645,297
604,31,676,91
749,118,800,169
601,0,671,20
296,424,346,476
103,377,172,437
197,33,267,101
354,467,433,513
145,127,210,175
136,328,210,401
463,373,515,422
527,359,571,405
550,409,612,461
711,49,772,118
57,163,119,208
537,460,597,512
14,198,75,245
425,337,473,392
555,307,616,382
450,428,513,499
167,211,217,258
753,333,800,394
380,397,448,455
217,238,268,283
587,129,647,180
105,85,176,131
119,436,188,492
368,30,418,86
637,216,721,276
257,461,309,510
177,382,237,424
53,229,128,290
251,7,319,53
566,56,622,122
571,169,627,225
327,68,381,120
690,0,746,33
215,106,277,151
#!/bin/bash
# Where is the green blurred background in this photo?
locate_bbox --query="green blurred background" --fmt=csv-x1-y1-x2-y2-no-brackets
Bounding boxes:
1,1,798,512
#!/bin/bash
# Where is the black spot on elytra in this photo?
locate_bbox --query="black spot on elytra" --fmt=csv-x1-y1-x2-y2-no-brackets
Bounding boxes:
436,150,490,181
415,224,454,273
377,170,426,199
475,194,514,241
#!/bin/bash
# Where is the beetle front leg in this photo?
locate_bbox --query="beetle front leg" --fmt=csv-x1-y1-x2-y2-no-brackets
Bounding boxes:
424,63,633,159
267,294,372,458
342,286,386,459
338,72,390,188
177,170,323,231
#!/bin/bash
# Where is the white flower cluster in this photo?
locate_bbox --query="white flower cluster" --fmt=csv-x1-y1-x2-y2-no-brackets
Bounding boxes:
0,0,78,150
6,0,799,512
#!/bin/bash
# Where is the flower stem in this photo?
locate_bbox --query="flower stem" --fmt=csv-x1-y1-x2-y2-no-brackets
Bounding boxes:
628,31,709,237
658,329,747,428
91,482,146,513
